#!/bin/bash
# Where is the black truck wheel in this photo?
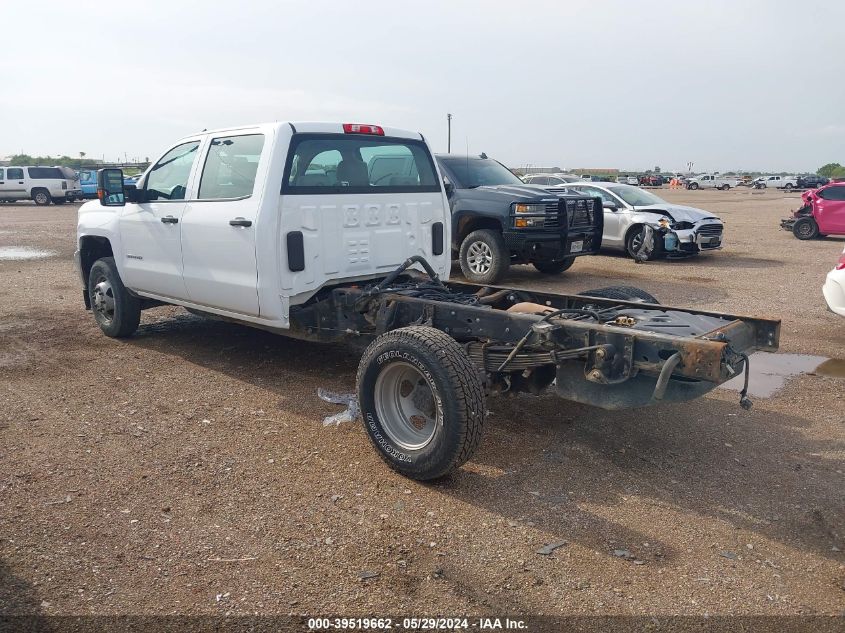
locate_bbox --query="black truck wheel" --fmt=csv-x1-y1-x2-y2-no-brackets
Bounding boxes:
578,286,660,303
532,258,575,275
356,326,485,480
88,257,141,338
459,229,509,284
792,217,819,240
32,189,52,206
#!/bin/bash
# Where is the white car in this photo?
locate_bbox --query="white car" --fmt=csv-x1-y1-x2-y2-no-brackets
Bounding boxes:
823,246,845,317
0,165,83,205
566,182,724,260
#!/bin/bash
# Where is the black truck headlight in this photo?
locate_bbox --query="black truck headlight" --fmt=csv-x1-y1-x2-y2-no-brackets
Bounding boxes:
512,203,546,214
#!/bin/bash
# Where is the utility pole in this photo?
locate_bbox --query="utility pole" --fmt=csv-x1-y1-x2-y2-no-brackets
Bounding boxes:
447,113,452,153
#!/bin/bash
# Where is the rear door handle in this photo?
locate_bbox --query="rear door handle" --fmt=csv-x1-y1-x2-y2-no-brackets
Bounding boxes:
161,216,179,224
229,218,252,227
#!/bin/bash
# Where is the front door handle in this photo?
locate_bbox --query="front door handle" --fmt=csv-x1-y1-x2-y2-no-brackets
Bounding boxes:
229,218,252,227
161,216,179,224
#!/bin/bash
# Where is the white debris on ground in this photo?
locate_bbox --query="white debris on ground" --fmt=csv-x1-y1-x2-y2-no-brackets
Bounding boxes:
317,388,360,426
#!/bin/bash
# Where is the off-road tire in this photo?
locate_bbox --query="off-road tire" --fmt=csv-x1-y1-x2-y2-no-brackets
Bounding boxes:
88,257,141,338
625,225,664,261
356,326,485,481
459,229,510,284
792,217,819,240
532,258,575,275
578,286,660,303
32,189,51,206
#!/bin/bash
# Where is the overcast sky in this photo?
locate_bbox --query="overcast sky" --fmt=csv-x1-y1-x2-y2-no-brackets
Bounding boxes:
2,0,843,172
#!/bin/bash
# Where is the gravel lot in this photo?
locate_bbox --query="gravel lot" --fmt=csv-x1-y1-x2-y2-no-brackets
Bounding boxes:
1,189,843,619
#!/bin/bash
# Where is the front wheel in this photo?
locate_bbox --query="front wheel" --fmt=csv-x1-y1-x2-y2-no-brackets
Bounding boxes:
356,326,485,480
532,258,575,274
720,184,730,191
688,182,699,190
792,217,819,240
88,257,141,337
459,229,510,284
625,225,664,261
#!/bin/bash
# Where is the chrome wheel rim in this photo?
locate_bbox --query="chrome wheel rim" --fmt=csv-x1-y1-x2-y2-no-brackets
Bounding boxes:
374,362,438,450
466,241,493,275
92,277,116,323
35,192,47,204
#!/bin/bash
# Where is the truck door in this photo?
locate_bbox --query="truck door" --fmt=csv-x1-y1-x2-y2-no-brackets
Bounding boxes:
815,186,845,233
119,140,201,300
0,167,26,199
180,133,264,315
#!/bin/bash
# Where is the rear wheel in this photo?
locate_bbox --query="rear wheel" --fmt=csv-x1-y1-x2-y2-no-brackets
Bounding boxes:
532,258,575,275
32,189,51,206
88,257,141,337
785,183,794,190
356,326,485,480
578,286,660,303
459,229,510,284
792,217,819,240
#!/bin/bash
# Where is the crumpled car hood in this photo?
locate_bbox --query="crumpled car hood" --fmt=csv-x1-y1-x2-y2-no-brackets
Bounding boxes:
633,203,721,223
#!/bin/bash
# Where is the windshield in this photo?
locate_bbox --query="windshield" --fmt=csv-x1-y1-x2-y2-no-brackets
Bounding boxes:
439,157,524,188
606,185,666,206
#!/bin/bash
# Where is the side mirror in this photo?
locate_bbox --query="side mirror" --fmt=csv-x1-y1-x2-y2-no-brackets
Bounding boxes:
602,200,618,210
443,178,454,195
97,169,125,206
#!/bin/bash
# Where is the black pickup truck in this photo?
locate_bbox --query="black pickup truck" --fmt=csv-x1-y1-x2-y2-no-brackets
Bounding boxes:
435,154,603,284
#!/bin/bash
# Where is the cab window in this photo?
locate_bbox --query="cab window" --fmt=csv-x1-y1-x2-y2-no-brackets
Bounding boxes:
284,134,439,194
146,141,200,200
0,169,4,180
819,186,845,201
198,134,264,199
7,168,23,180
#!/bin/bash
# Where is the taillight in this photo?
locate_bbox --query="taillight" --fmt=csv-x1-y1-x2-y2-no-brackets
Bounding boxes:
343,123,384,136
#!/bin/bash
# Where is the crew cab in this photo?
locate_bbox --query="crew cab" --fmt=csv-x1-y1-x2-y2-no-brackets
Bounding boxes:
75,121,780,481
757,175,798,190
435,154,603,284
685,174,740,190
0,166,82,205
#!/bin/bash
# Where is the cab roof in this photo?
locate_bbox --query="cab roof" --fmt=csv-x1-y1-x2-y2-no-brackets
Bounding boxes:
179,122,424,142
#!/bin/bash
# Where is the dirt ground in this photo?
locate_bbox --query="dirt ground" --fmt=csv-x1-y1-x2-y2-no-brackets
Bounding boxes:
1,189,843,620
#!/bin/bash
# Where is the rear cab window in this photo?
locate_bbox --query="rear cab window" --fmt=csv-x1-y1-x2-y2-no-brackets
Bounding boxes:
283,135,439,194
198,134,265,199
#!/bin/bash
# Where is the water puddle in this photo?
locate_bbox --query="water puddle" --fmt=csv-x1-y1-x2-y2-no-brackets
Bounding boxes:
718,352,844,398
0,246,55,260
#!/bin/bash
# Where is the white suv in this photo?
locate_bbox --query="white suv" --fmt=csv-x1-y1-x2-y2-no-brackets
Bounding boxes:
0,166,82,205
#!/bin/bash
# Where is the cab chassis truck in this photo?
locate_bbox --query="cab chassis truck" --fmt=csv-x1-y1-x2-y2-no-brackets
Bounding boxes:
78,122,780,481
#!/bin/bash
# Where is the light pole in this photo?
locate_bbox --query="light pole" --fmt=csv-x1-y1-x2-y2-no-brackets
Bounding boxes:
447,113,452,153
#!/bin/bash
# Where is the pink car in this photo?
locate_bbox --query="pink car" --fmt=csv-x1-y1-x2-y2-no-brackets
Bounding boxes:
781,182,845,240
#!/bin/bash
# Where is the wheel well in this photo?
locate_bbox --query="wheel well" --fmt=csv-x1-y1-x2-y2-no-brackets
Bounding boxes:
454,216,503,251
79,236,114,300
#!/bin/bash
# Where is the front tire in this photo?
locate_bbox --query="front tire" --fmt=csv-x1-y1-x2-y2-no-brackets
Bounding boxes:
88,257,141,337
792,217,819,240
720,184,730,191
625,225,664,260
356,326,485,480
688,182,699,190
532,258,575,274
32,189,51,206
459,229,510,284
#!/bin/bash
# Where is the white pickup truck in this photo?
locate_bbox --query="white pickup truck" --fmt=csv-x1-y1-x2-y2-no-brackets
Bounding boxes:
75,121,780,480
685,174,740,191
756,175,798,190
